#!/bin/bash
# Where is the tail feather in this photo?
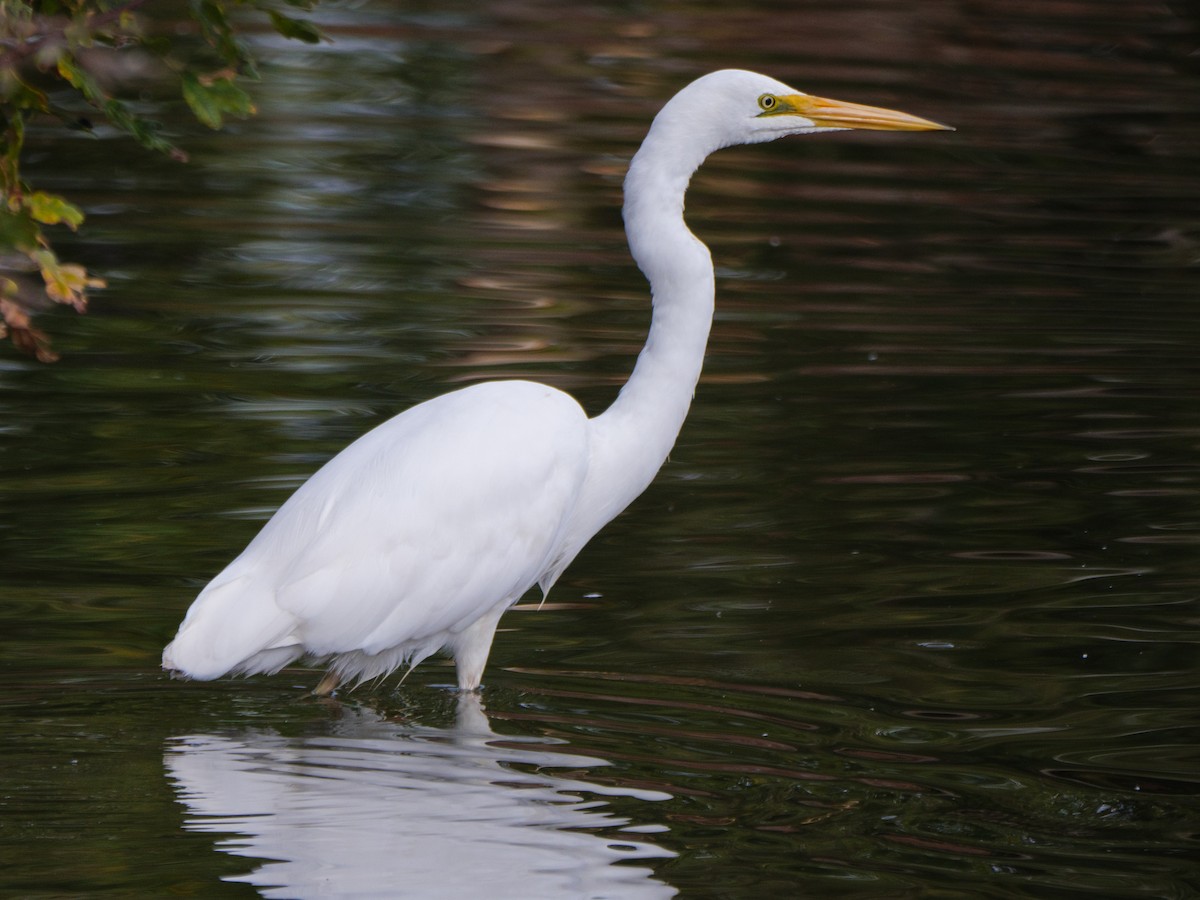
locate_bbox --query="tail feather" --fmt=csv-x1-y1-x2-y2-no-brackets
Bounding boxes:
163,576,301,680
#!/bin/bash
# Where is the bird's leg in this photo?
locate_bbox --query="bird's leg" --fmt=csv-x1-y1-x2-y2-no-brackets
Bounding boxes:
451,604,507,691
314,670,342,696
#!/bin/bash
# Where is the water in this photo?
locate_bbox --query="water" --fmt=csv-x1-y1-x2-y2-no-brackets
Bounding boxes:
2,0,1198,896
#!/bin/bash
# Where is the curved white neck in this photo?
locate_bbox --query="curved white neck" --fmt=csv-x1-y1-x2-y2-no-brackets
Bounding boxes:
581,127,716,526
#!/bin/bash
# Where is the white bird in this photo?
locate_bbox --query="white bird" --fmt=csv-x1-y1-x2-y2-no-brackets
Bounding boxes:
162,69,950,694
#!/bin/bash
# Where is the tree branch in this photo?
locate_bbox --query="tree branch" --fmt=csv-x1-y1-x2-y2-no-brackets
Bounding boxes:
0,0,150,71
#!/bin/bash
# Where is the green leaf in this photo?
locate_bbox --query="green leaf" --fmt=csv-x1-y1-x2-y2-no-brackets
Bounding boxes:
205,76,257,118
192,0,257,76
268,10,323,44
181,71,220,129
53,52,181,156
102,99,181,157
1,109,25,184
0,205,41,250
0,73,50,115
25,192,85,230
181,72,256,130
56,53,104,105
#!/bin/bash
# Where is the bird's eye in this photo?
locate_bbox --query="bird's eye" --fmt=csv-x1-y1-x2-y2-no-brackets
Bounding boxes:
758,94,777,111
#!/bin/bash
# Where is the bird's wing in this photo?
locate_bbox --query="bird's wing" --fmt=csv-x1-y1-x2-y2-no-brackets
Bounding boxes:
237,380,590,659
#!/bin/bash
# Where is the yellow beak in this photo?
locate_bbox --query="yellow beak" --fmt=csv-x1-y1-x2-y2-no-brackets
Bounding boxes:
776,93,953,132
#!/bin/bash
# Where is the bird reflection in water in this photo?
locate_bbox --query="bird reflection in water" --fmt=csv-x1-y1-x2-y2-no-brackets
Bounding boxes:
165,692,677,898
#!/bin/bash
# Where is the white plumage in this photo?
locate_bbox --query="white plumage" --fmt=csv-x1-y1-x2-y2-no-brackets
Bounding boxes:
163,69,949,693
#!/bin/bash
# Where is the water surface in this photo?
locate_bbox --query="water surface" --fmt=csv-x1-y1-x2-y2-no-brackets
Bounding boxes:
2,0,1198,896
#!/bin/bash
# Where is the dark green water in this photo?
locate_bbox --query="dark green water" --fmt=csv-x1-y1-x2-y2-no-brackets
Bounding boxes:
2,1,1198,896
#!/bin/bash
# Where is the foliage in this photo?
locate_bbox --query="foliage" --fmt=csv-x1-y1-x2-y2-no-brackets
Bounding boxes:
0,0,323,361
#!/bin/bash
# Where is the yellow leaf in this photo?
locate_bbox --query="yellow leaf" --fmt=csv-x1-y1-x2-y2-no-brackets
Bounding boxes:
26,192,85,229
32,249,104,312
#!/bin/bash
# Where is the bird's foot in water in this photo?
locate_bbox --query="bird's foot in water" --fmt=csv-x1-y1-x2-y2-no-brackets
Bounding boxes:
314,671,342,696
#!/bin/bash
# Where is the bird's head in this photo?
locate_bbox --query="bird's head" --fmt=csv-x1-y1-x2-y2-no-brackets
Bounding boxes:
651,69,952,155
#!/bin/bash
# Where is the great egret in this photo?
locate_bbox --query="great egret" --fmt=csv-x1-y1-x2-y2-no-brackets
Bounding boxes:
163,69,950,694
